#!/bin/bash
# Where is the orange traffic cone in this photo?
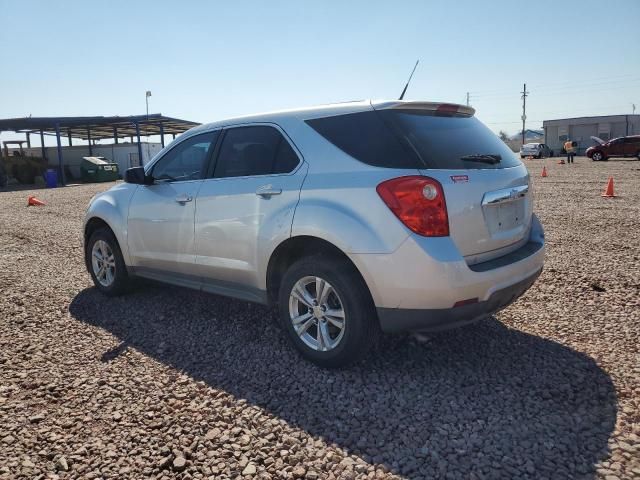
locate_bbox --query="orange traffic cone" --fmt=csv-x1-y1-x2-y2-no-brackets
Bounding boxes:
601,177,616,198
27,195,46,206
541,165,548,177
558,158,565,165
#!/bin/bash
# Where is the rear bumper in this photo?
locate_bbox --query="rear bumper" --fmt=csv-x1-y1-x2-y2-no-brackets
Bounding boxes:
349,214,545,332
376,267,541,333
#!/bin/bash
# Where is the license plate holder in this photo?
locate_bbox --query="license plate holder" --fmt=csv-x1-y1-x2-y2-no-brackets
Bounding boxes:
495,200,524,231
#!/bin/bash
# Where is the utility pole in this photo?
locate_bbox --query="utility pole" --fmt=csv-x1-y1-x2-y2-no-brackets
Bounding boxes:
145,90,152,161
466,92,470,106
520,83,529,146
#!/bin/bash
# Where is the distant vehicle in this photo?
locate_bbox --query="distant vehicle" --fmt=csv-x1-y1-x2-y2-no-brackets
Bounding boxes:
586,135,640,161
520,143,553,159
83,100,545,367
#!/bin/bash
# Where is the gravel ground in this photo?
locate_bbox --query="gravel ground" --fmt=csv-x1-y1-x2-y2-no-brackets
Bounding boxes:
0,156,638,480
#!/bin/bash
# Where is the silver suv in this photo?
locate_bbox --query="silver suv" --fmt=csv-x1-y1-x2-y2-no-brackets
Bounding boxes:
83,100,545,367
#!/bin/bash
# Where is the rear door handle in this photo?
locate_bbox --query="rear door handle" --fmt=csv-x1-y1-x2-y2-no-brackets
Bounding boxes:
256,185,282,198
175,193,193,204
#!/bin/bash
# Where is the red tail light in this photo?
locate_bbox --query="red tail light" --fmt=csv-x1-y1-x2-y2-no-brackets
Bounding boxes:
376,176,449,237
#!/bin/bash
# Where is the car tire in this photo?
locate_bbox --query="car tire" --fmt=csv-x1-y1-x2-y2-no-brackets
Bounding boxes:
85,227,130,296
520,155,525,159
278,255,378,368
537,153,542,159
592,151,604,161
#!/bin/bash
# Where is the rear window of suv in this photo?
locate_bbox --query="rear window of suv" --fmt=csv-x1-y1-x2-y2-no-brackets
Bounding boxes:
305,109,521,170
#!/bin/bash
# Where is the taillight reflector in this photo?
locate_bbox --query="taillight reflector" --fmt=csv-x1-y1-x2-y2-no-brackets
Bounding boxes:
453,298,479,308
376,176,449,237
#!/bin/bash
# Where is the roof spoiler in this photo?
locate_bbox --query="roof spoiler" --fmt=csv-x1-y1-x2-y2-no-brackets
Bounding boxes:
373,101,475,117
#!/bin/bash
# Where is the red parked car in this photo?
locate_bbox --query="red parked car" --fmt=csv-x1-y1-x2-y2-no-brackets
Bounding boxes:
586,135,640,161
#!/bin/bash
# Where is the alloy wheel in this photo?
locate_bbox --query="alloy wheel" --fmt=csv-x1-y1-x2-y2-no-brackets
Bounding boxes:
288,276,346,352
91,240,116,287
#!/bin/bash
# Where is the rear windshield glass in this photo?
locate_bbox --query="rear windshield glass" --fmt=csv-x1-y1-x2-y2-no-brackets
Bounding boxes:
305,109,521,170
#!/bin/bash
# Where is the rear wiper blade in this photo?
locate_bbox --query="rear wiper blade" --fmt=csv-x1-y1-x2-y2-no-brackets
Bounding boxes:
460,154,502,164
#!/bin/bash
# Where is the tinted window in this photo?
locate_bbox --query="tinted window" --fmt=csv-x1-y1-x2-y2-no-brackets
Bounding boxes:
213,126,299,178
379,110,522,169
274,136,300,174
306,110,521,169
305,111,421,169
151,132,218,182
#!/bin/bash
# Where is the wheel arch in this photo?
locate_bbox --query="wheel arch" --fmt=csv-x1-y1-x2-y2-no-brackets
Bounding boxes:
84,216,114,244
84,214,130,266
266,236,376,309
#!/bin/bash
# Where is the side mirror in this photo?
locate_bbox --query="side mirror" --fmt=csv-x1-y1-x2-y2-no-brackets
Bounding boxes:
124,166,152,185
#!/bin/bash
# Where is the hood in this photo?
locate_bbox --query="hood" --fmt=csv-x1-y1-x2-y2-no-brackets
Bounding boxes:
590,136,605,145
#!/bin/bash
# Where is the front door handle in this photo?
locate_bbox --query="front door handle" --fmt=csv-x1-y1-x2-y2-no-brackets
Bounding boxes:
175,193,193,204
256,185,282,198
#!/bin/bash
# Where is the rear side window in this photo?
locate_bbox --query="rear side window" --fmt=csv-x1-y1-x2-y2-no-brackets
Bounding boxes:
212,126,300,178
305,111,422,169
306,109,522,170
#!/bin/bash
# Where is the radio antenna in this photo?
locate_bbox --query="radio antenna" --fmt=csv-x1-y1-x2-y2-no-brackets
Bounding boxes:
399,59,419,100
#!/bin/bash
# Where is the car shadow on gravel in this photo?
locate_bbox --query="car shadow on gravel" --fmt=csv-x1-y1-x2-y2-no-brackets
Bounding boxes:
69,284,617,479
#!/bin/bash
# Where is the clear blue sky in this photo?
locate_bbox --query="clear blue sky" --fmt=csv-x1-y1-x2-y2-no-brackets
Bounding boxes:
1,0,639,145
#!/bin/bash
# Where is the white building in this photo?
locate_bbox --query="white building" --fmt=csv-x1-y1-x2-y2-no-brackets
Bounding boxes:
543,114,640,155
23,142,163,179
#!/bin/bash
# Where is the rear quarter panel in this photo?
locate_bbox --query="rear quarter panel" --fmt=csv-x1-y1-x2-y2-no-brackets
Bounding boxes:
286,119,415,254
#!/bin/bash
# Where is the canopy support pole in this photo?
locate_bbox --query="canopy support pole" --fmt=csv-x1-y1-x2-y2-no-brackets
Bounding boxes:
40,129,46,161
87,128,93,155
160,124,165,148
113,126,118,144
135,122,143,166
55,123,65,186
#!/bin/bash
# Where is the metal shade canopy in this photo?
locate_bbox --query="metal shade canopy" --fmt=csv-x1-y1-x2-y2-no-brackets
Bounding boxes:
0,114,200,140
0,114,200,186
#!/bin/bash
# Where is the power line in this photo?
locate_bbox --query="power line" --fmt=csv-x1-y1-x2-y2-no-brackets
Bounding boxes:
482,103,638,126
481,103,637,120
527,73,640,89
469,73,640,96
484,120,543,125
468,82,640,103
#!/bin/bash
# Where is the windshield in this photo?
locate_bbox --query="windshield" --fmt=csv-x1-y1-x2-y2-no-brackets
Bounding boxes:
379,110,521,169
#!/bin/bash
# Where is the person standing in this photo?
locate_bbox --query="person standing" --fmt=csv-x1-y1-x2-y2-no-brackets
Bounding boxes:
564,138,576,163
